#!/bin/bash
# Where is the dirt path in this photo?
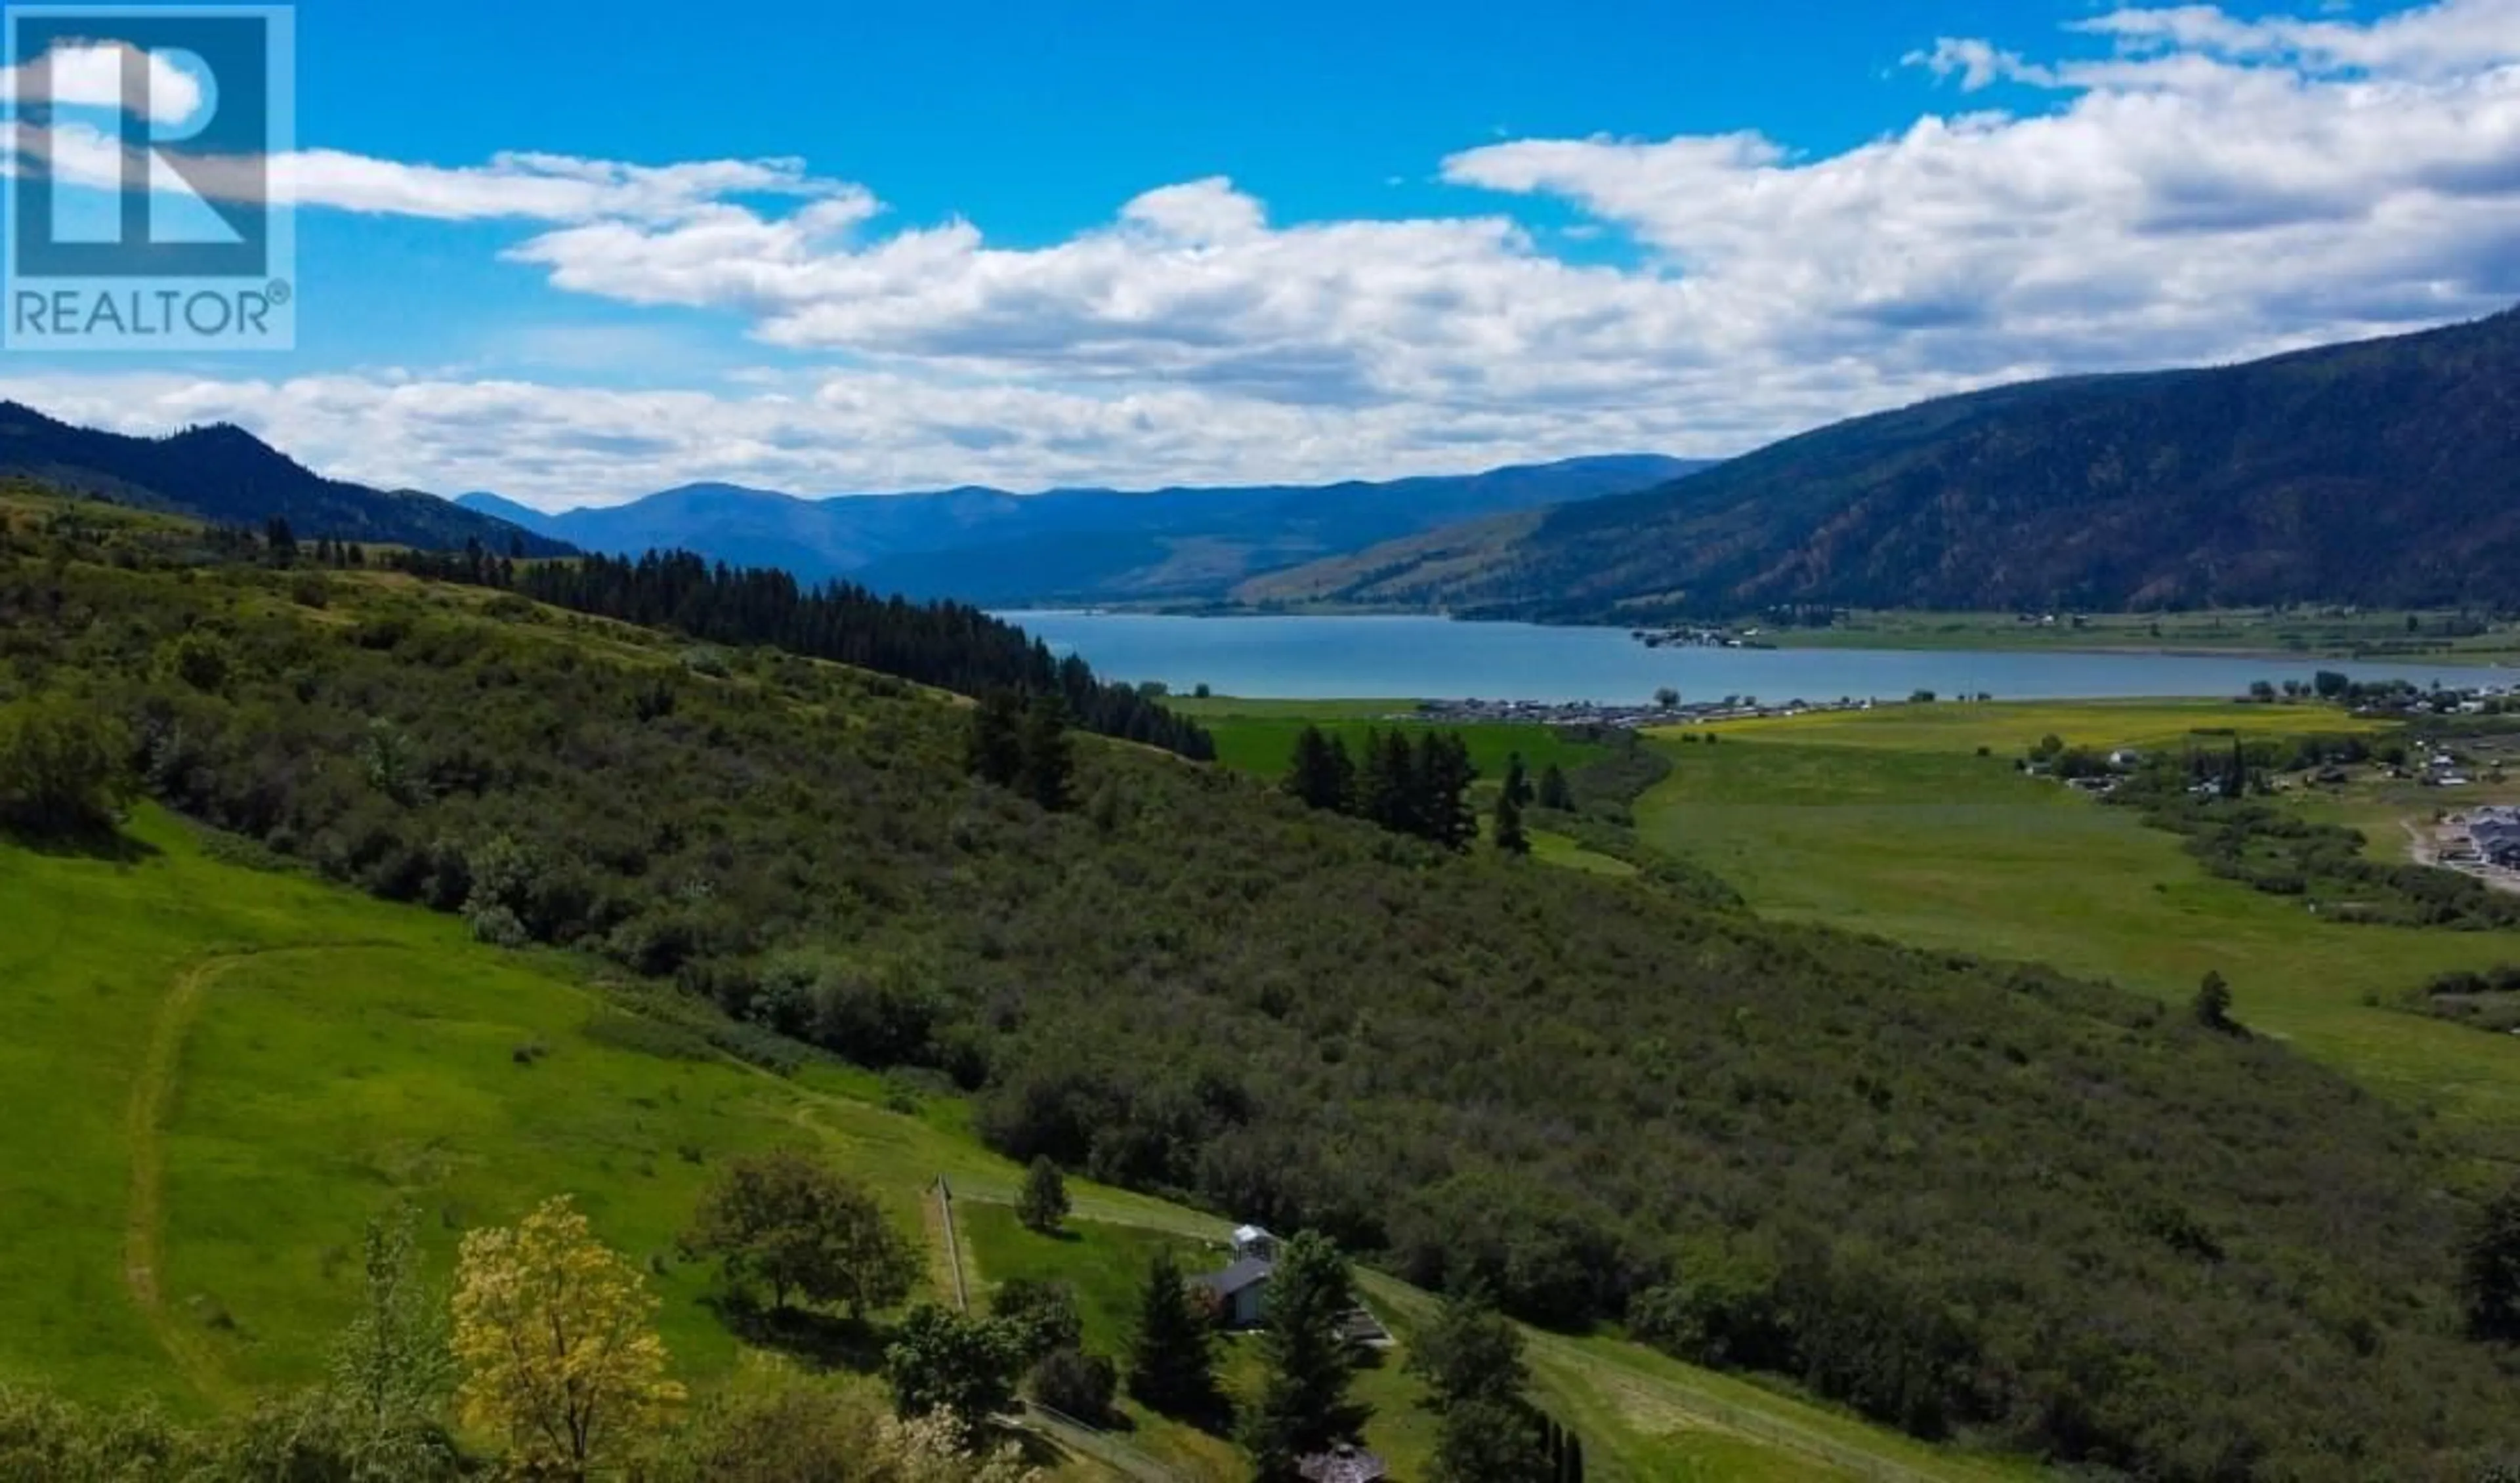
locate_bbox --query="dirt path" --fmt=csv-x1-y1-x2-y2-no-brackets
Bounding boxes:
125,942,389,1402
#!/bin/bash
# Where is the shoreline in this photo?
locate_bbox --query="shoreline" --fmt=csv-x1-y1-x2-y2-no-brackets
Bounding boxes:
1001,605,2520,668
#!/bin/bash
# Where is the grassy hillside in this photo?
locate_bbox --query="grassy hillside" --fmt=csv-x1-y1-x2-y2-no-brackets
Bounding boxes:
0,807,2049,1482
1248,306,2520,621
0,805,957,1408
10,502,2520,1476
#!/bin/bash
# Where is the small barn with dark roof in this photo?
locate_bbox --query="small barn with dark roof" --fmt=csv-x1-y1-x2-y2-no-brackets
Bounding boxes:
1191,1254,1275,1329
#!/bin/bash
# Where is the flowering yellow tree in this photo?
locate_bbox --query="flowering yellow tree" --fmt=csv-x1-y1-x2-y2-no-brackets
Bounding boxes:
451,1195,683,1477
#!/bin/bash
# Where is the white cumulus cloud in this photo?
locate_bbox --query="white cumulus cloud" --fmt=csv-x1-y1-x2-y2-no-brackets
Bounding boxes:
4,1,2517,501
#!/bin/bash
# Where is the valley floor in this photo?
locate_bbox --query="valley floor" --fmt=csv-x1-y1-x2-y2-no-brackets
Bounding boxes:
1641,701,2520,1159
1194,690,2520,1156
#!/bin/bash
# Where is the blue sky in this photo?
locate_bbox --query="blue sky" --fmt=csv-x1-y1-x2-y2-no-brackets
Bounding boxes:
1,0,2513,505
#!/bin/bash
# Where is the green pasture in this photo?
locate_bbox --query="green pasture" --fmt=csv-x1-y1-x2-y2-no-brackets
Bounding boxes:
1633,712,2520,1148
1677,697,2385,753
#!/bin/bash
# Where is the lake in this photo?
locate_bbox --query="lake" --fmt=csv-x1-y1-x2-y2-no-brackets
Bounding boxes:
998,611,2506,704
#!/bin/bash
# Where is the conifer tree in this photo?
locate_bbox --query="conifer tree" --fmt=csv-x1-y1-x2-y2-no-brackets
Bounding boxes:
1416,732,1479,852
1018,694,1076,811
1537,763,1574,812
1325,733,1356,816
1494,789,1530,856
1359,729,1417,836
1240,1232,1368,1480
1412,1288,1549,1483
965,690,1026,787
1282,725,1354,813
1125,1247,1218,1421
2193,970,2237,1033
1503,752,1534,807
2463,1181,2520,1343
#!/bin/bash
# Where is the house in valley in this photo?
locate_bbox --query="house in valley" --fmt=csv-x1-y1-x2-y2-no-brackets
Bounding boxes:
1192,1224,1282,1328
1194,1255,1276,1329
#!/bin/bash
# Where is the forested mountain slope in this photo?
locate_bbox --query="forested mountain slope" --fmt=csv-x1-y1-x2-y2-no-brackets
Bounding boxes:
0,403,572,558
7,497,2520,1478
1247,307,2520,620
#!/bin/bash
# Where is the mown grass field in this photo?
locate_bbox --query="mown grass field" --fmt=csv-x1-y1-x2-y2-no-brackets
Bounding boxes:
1635,701,2520,1149
2,806,2023,1482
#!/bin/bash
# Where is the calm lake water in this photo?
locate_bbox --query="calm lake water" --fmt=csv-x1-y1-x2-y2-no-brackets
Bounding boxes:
998,612,2504,704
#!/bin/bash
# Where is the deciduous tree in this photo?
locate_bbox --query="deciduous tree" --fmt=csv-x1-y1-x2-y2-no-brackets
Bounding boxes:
991,1278,1083,1362
683,1148,917,1316
885,1305,1025,1448
0,698,131,838
326,1205,456,1474
1018,1156,1070,1235
450,1196,682,1478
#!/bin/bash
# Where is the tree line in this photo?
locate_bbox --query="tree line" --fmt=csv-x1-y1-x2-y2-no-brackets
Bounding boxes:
391,546,1215,761
1281,725,1481,850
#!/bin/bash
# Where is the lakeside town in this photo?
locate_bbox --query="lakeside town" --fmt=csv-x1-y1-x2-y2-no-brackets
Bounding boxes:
1395,692,1876,729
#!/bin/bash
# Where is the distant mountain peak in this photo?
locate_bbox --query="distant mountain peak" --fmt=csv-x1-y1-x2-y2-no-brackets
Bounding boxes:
0,401,574,557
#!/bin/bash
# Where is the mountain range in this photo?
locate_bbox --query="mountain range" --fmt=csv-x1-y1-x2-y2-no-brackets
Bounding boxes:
1248,306,2520,621
0,402,572,557
14,303,2517,620
458,455,1706,604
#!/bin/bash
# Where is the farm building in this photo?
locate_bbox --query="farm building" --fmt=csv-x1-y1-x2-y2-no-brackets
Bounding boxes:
1192,1255,1275,1329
